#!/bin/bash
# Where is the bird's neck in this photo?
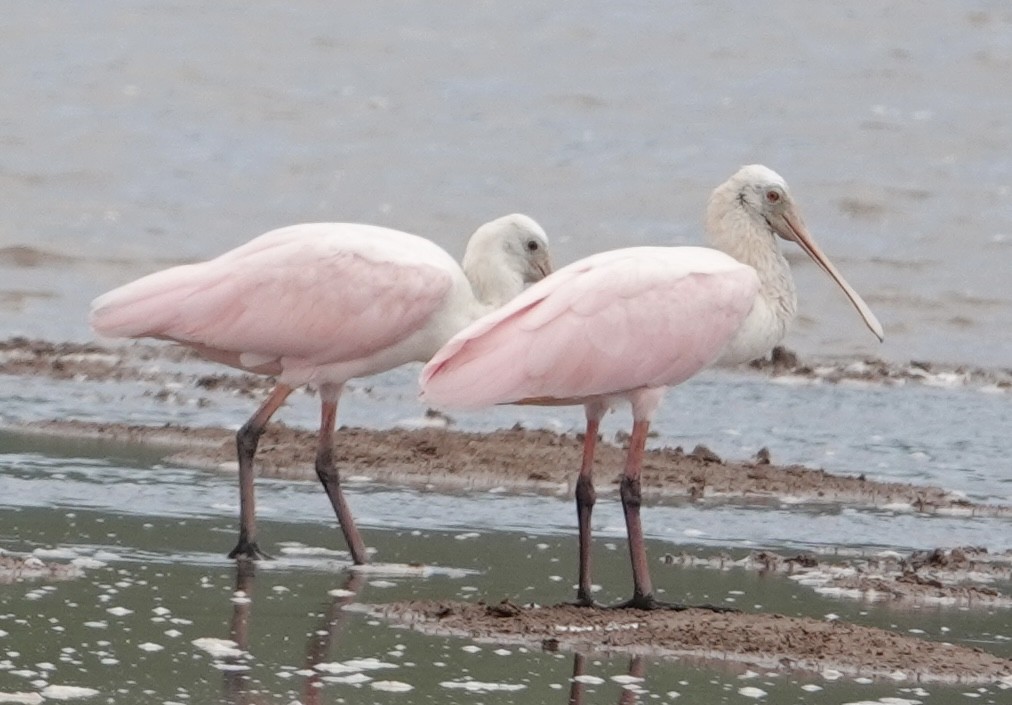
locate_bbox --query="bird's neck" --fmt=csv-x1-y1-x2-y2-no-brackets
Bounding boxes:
706,201,798,363
461,255,525,313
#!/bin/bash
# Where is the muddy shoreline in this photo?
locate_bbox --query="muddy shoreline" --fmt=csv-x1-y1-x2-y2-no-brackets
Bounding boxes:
15,418,1010,519
372,600,1012,684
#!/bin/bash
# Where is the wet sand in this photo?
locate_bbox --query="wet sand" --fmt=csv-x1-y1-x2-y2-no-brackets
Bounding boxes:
4,336,1012,680
18,418,1010,519
372,600,1012,684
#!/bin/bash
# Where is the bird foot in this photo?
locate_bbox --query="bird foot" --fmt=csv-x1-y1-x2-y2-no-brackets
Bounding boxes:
562,595,606,609
607,595,740,613
228,539,271,561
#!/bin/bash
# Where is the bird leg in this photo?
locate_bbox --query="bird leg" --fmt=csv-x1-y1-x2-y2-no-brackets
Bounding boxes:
572,403,605,607
229,383,293,561
610,418,738,614
616,418,656,607
315,383,369,565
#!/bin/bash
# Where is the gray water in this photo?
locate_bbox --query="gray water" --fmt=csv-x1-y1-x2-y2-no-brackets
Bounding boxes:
0,1,1011,364
1,2,1011,704
1,359,1011,703
1,430,1011,704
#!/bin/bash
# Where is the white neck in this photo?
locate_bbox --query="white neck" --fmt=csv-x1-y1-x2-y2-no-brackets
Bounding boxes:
706,187,798,364
461,253,526,312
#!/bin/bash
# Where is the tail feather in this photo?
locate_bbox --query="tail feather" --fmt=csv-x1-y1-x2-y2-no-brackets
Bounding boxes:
89,264,201,340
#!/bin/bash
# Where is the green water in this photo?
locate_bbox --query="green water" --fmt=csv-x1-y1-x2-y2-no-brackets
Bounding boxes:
1,432,1010,704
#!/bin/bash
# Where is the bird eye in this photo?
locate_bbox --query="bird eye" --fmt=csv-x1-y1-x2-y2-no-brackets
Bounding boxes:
766,190,781,204
526,240,540,252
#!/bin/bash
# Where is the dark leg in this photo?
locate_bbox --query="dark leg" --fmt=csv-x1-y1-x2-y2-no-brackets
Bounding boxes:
574,403,605,606
229,384,293,560
314,383,369,565
611,418,737,613
618,419,656,607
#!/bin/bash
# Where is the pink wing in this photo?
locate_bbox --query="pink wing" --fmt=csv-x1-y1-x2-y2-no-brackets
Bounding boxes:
91,224,455,370
420,246,760,409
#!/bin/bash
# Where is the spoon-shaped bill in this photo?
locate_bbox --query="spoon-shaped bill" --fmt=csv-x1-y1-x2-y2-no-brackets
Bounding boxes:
771,208,884,342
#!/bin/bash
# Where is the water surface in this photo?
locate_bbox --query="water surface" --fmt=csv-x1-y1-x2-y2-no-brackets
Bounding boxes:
1,2,1011,364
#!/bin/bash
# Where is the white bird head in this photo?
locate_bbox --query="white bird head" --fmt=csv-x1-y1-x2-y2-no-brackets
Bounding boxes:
709,164,884,343
462,213,553,307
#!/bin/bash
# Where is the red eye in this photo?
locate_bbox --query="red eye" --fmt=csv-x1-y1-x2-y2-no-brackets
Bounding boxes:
766,190,780,204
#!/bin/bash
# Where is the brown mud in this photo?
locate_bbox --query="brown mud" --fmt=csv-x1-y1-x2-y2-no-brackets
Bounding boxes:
16,418,1010,519
372,600,1012,683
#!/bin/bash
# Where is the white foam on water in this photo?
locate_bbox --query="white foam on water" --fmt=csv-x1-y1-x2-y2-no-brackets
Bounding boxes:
833,695,922,699
440,680,526,692
371,680,413,692
0,693,43,704
191,637,244,660
322,672,371,685
612,674,645,685
38,685,100,700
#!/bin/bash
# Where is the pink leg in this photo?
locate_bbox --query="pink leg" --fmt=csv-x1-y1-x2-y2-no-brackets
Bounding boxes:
619,419,655,605
574,403,605,606
613,404,739,613
315,383,369,565
229,384,293,560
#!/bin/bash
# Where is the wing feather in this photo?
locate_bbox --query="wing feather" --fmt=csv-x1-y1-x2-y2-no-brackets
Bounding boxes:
91,223,456,368
421,246,760,408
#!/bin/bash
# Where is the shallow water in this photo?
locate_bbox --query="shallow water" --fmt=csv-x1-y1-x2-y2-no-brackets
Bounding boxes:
1,366,1012,702
1,2,1011,364
1,435,1011,704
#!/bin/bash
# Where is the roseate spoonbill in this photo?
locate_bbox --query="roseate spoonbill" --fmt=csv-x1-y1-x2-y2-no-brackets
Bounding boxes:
420,165,883,609
90,214,553,562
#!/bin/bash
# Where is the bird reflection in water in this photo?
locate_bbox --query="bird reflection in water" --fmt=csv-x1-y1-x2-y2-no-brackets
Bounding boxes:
567,652,647,705
219,563,365,705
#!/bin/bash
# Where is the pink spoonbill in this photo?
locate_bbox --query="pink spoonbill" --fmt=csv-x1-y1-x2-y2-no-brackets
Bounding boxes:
90,214,553,562
420,165,883,609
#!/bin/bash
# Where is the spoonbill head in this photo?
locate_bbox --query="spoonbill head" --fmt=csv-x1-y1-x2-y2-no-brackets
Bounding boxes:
708,164,883,365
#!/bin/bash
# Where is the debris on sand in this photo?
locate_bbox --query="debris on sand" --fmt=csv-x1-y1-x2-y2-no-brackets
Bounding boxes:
662,547,1012,607
2,337,1009,393
749,345,1012,391
0,551,83,584
374,600,1012,683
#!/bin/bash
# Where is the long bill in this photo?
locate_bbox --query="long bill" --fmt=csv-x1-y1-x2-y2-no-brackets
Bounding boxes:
773,209,885,342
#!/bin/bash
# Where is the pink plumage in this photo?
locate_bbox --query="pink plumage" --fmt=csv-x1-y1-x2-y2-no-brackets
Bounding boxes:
419,166,881,610
91,223,461,380
90,216,553,563
421,246,759,408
